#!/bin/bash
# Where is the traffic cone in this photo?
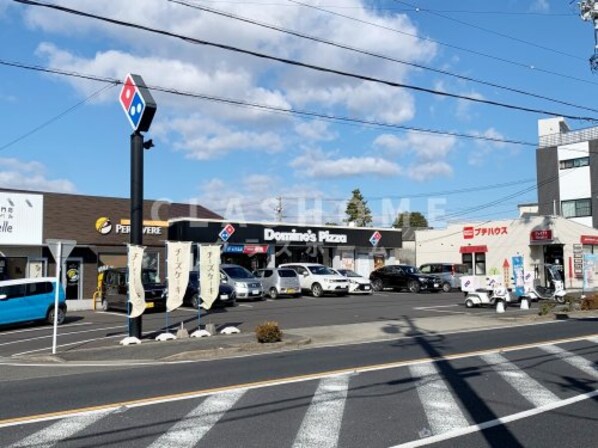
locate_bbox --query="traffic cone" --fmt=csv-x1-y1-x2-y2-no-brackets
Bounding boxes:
496,299,505,313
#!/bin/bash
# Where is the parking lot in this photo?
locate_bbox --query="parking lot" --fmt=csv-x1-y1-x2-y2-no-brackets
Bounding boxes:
0,290,538,358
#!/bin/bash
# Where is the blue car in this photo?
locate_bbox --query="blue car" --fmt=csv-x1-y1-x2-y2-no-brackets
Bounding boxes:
0,278,66,327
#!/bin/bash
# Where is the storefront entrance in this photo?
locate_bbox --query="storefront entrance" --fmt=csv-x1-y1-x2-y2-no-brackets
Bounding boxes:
64,259,83,300
543,244,565,286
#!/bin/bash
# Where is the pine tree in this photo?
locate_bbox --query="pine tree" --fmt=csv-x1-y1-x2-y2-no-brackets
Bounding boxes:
344,188,372,227
393,211,428,229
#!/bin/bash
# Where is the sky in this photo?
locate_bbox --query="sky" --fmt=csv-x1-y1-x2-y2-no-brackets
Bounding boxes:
0,0,596,228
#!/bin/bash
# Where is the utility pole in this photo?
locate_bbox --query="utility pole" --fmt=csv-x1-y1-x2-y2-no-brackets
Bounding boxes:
275,196,284,222
578,0,598,71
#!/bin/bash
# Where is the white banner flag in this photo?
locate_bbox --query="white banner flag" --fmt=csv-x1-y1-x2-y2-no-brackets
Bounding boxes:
128,244,146,318
199,245,221,310
166,241,192,312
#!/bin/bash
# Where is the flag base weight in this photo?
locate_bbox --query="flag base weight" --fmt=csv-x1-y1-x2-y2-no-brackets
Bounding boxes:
119,336,141,346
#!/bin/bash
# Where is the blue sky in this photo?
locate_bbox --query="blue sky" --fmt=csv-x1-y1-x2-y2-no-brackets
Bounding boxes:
0,0,595,227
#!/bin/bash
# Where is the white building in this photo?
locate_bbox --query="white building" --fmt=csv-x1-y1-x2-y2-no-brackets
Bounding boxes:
537,117,597,228
415,215,598,290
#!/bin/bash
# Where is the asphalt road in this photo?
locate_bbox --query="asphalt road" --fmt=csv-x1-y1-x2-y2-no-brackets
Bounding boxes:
0,320,596,447
0,290,535,357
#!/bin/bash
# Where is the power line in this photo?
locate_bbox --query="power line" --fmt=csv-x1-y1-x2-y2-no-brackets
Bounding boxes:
0,84,116,152
289,0,598,88
0,58,539,147
169,0,598,115
13,0,598,123
393,0,584,62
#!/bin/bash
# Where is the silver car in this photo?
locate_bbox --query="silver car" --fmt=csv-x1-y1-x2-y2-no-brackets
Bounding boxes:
220,264,264,300
253,268,302,299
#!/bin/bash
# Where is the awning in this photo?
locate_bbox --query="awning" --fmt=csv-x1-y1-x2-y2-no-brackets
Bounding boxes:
459,245,488,254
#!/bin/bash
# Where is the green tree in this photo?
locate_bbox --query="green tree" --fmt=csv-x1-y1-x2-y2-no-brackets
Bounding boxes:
344,188,372,227
393,211,428,229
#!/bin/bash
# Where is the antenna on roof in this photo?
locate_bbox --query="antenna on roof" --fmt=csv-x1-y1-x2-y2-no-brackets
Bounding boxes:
578,0,598,71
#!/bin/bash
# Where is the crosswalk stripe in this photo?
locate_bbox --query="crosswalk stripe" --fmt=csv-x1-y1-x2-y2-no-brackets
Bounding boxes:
147,389,246,448
540,344,598,379
481,352,560,407
8,410,110,448
409,363,469,436
292,374,350,448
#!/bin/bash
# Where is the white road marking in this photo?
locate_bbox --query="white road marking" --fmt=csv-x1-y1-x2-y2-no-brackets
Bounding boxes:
13,333,126,356
391,390,598,448
8,410,110,448
409,362,469,435
0,322,92,336
481,353,559,407
588,336,598,344
147,389,246,448
238,304,254,308
0,325,125,347
292,374,350,448
540,344,598,378
413,305,461,310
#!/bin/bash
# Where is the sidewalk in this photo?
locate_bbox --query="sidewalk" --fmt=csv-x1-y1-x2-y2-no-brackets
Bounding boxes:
13,311,591,364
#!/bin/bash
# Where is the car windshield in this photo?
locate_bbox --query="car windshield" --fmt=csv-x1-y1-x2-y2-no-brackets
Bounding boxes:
223,266,254,279
308,265,336,275
339,270,361,278
277,269,297,277
400,266,419,275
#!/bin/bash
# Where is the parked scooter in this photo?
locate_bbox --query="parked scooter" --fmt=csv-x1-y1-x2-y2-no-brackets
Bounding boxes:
464,282,513,308
521,264,567,304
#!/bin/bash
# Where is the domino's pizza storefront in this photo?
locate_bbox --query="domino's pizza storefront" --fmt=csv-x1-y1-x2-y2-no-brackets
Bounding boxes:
168,218,403,278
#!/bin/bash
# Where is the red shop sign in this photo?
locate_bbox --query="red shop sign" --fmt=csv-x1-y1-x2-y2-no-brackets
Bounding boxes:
581,235,598,245
243,244,269,255
530,230,552,241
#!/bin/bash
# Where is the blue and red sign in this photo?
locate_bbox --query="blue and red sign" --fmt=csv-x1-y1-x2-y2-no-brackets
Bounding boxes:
369,231,382,246
219,224,236,242
119,74,157,132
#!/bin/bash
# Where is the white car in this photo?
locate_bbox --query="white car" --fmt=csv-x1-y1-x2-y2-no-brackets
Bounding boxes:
334,269,373,294
279,263,349,297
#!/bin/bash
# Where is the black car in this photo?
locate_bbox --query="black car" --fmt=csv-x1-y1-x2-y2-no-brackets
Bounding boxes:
369,264,442,293
100,268,166,312
183,271,236,309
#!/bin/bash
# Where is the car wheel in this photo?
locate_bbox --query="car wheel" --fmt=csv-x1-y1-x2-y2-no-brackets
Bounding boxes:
101,299,110,312
311,283,324,297
47,307,65,325
408,280,421,293
191,294,201,309
269,288,278,299
442,282,452,293
465,298,475,308
372,279,384,291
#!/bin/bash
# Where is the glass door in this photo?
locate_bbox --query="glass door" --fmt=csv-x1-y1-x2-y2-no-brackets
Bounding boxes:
64,259,83,300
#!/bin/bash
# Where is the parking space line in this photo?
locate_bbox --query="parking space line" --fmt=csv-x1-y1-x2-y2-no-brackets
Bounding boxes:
238,304,254,308
0,322,92,336
13,334,126,357
414,305,460,310
0,325,125,347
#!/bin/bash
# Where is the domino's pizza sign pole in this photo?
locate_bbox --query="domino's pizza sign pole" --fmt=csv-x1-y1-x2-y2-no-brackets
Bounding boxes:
119,74,157,339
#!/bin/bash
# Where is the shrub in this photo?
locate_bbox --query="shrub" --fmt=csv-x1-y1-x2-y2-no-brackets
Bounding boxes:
538,302,556,316
255,321,283,343
580,294,598,311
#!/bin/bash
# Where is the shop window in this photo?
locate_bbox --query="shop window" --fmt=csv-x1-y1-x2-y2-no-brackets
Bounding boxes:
559,157,589,170
475,253,486,276
461,254,473,275
561,199,591,218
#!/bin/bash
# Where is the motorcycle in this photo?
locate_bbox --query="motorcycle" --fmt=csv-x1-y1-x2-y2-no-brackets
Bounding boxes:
464,282,513,309
521,264,567,304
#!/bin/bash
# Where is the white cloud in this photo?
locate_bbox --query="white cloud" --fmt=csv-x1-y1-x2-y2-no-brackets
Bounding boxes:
290,148,402,178
153,116,284,160
468,127,508,166
191,175,326,223
455,91,485,121
530,0,550,12
0,158,76,193
374,131,457,160
294,120,337,142
406,161,453,181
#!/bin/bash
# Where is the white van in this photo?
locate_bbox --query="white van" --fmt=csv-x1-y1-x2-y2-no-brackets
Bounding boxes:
279,263,349,297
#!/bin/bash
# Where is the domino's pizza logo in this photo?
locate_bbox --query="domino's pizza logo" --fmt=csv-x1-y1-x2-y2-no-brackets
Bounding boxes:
369,231,382,246
219,224,236,242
